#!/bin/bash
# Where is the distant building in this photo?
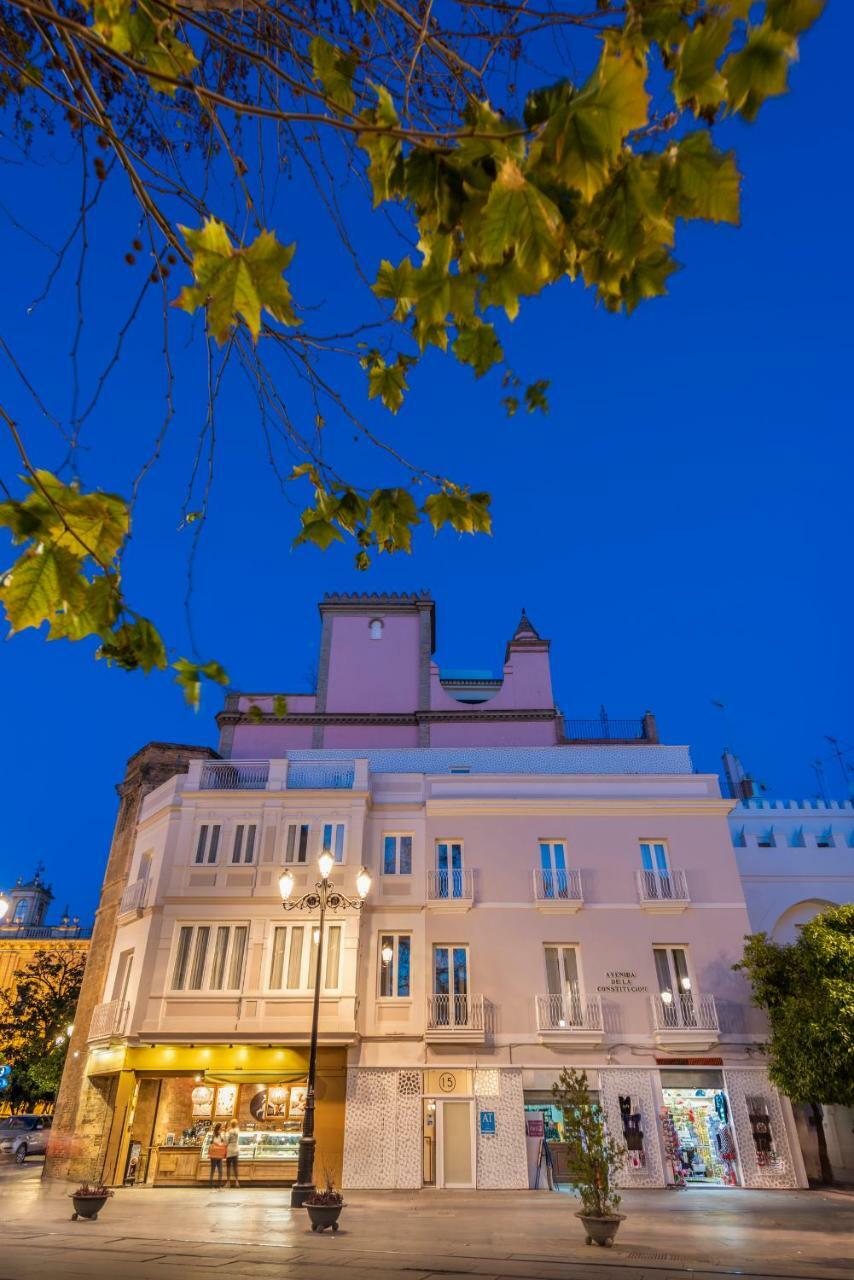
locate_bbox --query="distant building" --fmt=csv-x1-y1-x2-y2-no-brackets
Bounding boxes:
47,595,807,1191
727,780,854,1184
0,866,91,993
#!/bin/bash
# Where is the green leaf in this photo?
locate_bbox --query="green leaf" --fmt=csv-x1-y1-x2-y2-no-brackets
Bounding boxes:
88,0,197,94
309,35,357,114
293,512,345,550
536,50,649,200
97,617,168,673
672,15,732,110
481,158,563,282
175,219,300,344
453,322,504,378
767,0,825,35
368,488,420,552
48,573,120,641
524,380,550,414
669,132,741,224
273,694,288,718
0,545,87,634
367,356,409,413
503,395,520,417
724,22,795,121
358,84,402,206
248,702,264,723
373,258,416,319
173,657,228,711
423,486,492,535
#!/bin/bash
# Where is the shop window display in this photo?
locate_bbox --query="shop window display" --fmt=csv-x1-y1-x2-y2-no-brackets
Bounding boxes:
661,1087,739,1186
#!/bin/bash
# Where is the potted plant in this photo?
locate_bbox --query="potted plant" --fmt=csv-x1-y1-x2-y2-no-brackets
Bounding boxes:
552,1067,626,1248
304,1167,344,1233
70,1182,114,1221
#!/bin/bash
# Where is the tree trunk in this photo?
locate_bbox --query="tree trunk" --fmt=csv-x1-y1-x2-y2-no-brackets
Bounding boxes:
811,1102,834,1186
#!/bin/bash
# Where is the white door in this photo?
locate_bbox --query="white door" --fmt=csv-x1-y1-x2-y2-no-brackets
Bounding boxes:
438,1099,474,1188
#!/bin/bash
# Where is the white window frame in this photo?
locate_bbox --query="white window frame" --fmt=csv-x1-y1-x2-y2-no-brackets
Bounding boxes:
652,944,695,998
639,839,671,873
194,823,222,866
319,821,347,864
169,922,250,993
377,933,412,1000
283,820,312,864
382,832,413,876
543,943,583,1000
231,823,258,865
266,921,344,993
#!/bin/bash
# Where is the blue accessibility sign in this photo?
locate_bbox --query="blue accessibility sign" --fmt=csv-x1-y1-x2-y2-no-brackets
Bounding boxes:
479,1110,496,1135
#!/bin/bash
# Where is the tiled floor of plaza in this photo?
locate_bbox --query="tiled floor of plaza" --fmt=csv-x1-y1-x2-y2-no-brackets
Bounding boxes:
0,1163,852,1280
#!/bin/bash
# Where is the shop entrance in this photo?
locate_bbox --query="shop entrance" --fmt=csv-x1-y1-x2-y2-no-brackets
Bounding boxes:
661,1074,740,1187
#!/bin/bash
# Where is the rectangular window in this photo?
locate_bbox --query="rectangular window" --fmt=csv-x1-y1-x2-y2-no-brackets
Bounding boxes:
322,822,346,862
171,924,248,992
231,824,257,864
379,934,411,998
435,841,464,898
270,927,288,989
325,924,342,989
286,927,304,989
653,946,694,1026
285,823,310,864
640,841,669,872
195,824,222,865
269,924,342,991
383,834,413,875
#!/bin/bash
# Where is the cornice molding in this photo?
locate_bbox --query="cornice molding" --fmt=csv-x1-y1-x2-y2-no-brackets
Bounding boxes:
424,797,736,817
216,708,559,728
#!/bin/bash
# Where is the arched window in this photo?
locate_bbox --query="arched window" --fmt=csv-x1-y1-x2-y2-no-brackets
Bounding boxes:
13,899,28,922
369,618,383,640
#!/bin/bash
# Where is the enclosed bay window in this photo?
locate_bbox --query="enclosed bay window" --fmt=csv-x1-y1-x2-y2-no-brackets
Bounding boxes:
231,824,257,864
268,923,343,991
379,934,411,997
383,833,412,875
194,824,222,865
171,923,248,991
321,822,346,863
284,822,310,864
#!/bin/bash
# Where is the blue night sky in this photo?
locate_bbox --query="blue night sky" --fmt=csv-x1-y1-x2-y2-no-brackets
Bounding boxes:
0,8,851,923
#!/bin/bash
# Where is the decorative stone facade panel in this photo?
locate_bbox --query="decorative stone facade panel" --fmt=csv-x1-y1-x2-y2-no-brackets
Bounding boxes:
723,1068,798,1188
601,1068,665,1188
475,1068,528,1189
342,1068,422,1189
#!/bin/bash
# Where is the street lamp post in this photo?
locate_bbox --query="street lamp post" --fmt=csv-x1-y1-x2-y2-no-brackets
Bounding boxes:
279,854,371,1208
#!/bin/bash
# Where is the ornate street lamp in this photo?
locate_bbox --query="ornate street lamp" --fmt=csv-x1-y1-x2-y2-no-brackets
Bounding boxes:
279,854,371,1207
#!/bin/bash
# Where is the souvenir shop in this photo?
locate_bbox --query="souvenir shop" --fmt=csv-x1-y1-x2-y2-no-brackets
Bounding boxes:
660,1071,740,1187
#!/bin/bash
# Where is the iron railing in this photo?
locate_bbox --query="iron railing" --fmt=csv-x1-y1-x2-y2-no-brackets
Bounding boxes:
119,878,149,914
535,993,603,1032
427,869,474,901
88,998,130,1041
200,760,270,790
0,925,92,939
563,717,646,741
532,868,583,903
636,868,689,903
426,992,484,1032
650,992,718,1032
287,762,355,790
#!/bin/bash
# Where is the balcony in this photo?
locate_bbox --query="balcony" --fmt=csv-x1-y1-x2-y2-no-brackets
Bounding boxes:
287,762,355,790
561,710,658,744
118,877,149,918
200,760,269,790
535,994,604,1044
532,868,583,912
636,868,689,913
426,869,474,911
88,998,130,1043
649,992,719,1050
425,993,485,1042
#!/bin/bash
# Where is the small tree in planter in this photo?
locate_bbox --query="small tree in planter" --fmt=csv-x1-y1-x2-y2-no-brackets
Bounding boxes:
552,1067,627,1247
304,1163,344,1233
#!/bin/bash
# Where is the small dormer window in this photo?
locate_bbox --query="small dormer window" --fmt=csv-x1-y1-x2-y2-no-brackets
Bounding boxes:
13,899,27,922
369,618,383,640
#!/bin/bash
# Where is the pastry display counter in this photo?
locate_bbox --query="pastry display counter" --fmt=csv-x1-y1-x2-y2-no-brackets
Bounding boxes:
151,1128,301,1185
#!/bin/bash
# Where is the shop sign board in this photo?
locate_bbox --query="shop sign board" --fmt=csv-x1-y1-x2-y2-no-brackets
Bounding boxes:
525,1113,544,1138
479,1110,496,1136
425,1069,472,1096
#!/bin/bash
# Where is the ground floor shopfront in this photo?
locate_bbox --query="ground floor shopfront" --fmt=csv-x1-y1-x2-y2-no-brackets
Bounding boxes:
74,1044,346,1188
341,1060,807,1191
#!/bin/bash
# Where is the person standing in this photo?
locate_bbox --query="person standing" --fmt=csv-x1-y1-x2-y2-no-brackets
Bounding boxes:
225,1119,241,1188
208,1123,226,1189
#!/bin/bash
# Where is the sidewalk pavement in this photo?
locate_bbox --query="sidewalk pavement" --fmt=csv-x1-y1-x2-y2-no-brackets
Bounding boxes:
0,1166,852,1280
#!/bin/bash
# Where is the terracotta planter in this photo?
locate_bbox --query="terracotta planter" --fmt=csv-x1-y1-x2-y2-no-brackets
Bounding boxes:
575,1211,625,1247
305,1202,344,1232
71,1194,109,1221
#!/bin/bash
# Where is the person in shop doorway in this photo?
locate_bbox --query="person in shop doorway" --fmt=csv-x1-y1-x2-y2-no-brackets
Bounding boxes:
209,1123,227,1189
225,1119,240,1188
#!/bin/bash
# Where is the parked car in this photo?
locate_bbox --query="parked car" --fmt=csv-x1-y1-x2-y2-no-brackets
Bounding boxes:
0,1115,52,1163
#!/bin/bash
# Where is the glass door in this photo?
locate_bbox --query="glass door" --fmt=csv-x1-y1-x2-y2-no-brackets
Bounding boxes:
653,947,695,1026
544,945,582,1026
436,842,464,899
433,945,469,1026
641,841,672,898
539,841,568,898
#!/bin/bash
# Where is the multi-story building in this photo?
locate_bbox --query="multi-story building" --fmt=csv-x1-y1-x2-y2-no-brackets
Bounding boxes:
727,790,854,1184
47,594,806,1190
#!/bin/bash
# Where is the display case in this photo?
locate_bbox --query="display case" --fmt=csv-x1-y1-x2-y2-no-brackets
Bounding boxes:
255,1130,300,1161
200,1129,258,1161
